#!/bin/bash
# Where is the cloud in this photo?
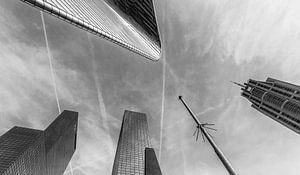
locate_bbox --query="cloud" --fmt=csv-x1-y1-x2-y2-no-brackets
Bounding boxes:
0,2,116,174
2,0,300,175
156,0,300,174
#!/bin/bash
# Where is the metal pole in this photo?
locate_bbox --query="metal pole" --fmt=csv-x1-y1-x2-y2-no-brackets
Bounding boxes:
178,96,237,175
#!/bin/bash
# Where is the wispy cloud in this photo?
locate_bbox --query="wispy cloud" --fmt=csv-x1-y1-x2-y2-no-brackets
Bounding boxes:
2,0,300,175
0,2,116,174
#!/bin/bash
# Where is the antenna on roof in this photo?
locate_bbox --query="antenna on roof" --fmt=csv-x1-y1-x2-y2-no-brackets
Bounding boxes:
178,95,237,175
193,123,217,142
230,81,246,88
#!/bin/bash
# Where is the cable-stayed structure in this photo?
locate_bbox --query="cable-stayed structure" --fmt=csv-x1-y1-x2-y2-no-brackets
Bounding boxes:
21,0,161,61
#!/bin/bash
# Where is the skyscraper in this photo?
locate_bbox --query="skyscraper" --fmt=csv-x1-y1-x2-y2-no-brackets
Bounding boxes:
44,110,78,175
112,110,162,175
106,0,161,46
0,127,46,175
238,77,300,134
0,110,78,175
20,0,161,61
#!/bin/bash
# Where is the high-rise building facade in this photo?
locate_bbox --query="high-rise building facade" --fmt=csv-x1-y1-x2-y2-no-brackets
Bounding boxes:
20,0,161,61
239,77,300,134
0,127,46,175
0,110,78,175
144,148,162,175
44,110,78,175
112,110,162,175
106,0,161,46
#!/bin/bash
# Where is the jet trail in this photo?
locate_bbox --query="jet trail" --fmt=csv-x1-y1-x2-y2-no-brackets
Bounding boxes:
158,52,166,162
41,11,61,114
87,33,109,132
41,11,72,174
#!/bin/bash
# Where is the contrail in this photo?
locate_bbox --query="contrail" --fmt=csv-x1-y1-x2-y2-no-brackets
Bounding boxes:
41,11,72,174
158,52,166,162
64,158,103,173
166,62,180,84
86,33,109,132
68,162,74,175
180,138,187,175
41,11,61,114
158,0,167,163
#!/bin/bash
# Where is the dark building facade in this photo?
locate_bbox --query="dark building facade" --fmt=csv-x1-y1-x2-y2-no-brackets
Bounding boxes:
108,0,161,46
239,77,300,134
144,148,162,175
0,110,78,175
0,127,45,175
44,111,78,175
112,110,162,175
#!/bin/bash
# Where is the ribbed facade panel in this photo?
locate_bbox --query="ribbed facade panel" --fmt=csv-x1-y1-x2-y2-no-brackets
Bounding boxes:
20,0,161,61
107,0,160,46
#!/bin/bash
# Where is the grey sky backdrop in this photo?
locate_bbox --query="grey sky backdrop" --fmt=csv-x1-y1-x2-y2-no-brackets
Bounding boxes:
1,0,300,174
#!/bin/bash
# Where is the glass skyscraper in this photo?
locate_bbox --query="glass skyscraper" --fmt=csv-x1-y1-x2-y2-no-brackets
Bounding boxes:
0,127,45,175
112,110,161,175
0,110,78,175
20,0,161,61
239,77,300,134
105,0,161,46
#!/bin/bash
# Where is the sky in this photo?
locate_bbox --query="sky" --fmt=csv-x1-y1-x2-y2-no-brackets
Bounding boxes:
1,0,300,175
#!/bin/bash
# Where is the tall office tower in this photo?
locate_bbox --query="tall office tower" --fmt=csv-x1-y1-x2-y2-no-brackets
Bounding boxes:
20,0,161,61
106,0,161,46
112,110,162,175
0,127,46,175
238,77,300,134
44,110,78,175
0,110,78,175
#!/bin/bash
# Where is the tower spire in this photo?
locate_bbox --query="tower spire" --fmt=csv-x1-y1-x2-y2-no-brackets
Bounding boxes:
230,81,246,88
